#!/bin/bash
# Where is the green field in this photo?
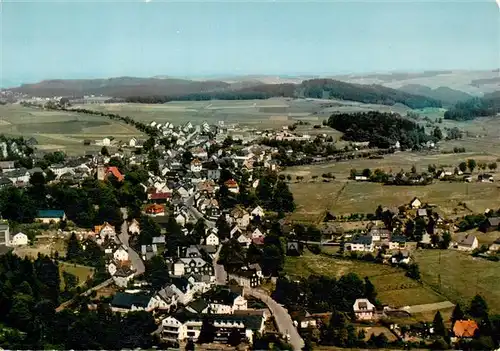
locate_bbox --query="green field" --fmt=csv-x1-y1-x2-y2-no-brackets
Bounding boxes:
59,262,95,289
414,250,500,314
284,251,446,308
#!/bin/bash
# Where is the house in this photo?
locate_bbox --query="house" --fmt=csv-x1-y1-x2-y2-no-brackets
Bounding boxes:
205,232,219,246
248,263,263,278
0,177,13,189
145,204,165,216
345,236,374,252
231,207,250,229
10,232,28,246
147,286,178,312
95,222,116,240
141,244,158,261
227,268,261,288
36,210,66,223
388,235,407,250
456,235,479,251
410,197,422,209
102,137,111,146
0,222,10,246
489,238,500,252
453,320,479,339
113,247,129,261
236,233,252,248
112,266,136,287
204,287,248,314
353,298,376,320
161,311,265,344
251,206,265,219
4,168,31,184
224,179,240,194
230,225,242,239
190,159,203,172
481,217,500,232
110,292,151,313
128,219,140,234
185,298,210,314
106,166,124,182
286,241,302,256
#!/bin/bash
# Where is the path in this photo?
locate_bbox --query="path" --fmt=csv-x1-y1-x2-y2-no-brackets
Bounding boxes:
213,245,227,285
118,208,145,275
245,288,304,351
402,301,455,314
56,278,113,312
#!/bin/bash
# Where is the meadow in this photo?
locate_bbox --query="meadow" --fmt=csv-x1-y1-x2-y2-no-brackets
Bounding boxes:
59,261,95,289
413,250,500,314
284,250,446,308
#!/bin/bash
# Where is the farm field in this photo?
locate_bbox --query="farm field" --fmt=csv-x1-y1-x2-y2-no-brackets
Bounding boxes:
284,251,446,308
0,104,143,155
289,180,500,222
59,262,95,289
413,250,500,314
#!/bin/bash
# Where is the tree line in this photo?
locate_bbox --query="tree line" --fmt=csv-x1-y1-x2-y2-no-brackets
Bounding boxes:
444,93,500,121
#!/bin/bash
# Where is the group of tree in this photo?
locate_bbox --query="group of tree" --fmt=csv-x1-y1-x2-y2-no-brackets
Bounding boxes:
444,93,500,121
255,172,295,213
327,111,436,150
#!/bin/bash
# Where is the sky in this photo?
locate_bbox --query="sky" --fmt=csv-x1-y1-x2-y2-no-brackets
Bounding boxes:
1,0,499,86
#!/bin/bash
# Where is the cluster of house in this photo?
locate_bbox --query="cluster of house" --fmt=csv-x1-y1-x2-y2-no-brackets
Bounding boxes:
436,168,495,183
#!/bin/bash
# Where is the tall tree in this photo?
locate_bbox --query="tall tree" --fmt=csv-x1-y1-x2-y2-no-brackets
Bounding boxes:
467,159,477,173
451,303,465,325
364,277,377,303
433,311,446,337
469,294,488,319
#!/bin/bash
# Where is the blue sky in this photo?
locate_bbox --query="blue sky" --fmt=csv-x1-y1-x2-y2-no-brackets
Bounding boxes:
1,0,499,86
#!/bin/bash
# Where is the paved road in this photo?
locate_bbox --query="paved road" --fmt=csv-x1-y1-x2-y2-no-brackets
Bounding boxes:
213,245,227,285
245,288,304,351
119,208,145,275
184,195,215,228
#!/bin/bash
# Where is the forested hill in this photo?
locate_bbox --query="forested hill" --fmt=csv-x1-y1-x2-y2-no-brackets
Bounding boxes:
398,84,473,106
125,79,443,109
444,92,500,121
327,111,434,150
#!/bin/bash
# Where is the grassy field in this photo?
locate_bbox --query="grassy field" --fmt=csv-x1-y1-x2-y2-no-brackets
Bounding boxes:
413,250,500,314
13,237,67,259
284,251,446,308
0,104,143,155
59,261,95,289
285,149,500,222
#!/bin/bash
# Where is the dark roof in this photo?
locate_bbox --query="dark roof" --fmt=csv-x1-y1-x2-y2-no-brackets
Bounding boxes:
111,292,151,309
171,277,190,292
205,287,240,305
187,298,209,313
171,311,263,330
37,210,65,218
351,236,373,245
390,235,407,243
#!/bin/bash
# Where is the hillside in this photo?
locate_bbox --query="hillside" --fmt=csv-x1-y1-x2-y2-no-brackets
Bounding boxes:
444,92,500,121
327,111,433,149
10,77,231,98
398,84,472,106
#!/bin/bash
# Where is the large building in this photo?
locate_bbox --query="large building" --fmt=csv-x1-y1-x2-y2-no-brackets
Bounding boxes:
0,221,10,246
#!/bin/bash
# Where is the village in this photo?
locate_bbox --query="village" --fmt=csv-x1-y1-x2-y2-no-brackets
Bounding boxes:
0,114,498,351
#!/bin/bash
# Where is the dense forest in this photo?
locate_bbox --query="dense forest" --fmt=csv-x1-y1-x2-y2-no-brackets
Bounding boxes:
125,79,442,109
327,111,433,149
444,92,500,121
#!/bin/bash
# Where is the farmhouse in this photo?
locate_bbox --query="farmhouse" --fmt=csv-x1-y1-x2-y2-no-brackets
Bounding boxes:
353,298,376,320
456,235,478,252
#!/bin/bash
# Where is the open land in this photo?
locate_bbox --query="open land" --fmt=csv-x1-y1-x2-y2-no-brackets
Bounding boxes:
59,261,95,289
413,250,500,314
13,236,67,259
284,250,446,308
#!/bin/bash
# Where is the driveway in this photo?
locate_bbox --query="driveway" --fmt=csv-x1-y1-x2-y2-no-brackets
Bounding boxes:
212,245,227,285
245,288,304,351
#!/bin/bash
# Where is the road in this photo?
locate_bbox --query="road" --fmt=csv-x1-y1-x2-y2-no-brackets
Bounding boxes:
119,208,145,275
245,288,305,351
402,301,454,314
213,245,227,285
184,195,215,228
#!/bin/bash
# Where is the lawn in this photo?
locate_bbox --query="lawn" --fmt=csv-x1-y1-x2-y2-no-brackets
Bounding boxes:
59,262,95,289
413,250,500,314
284,251,446,308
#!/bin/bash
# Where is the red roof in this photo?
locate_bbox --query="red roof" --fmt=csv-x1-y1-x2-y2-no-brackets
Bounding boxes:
106,167,124,182
150,192,172,200
453,320,479,338
145,204,164,213
252,236,265,245
224,179,238,188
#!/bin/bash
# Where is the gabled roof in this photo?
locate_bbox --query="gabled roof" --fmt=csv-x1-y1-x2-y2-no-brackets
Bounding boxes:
458,235,477,247
205,287,241,305
488,217,500,226
106,166,124,182
187,298,209,313
453,320,479,338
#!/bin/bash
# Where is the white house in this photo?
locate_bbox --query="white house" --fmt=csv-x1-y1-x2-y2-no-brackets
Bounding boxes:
251,206,265,219
10,232,28,246
353,298,376,320
113,247,129,261
205,232,219,246
236,233,252,248
456,235,479,252
410,197,422,209
147,286,178,312
230,225,242,239
205,288,248,314
128,219,140,234
345,236,374,252
190,159,203,172
102,137,111,146
112,266,136,287
97,222,116,239
173,260,185,276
